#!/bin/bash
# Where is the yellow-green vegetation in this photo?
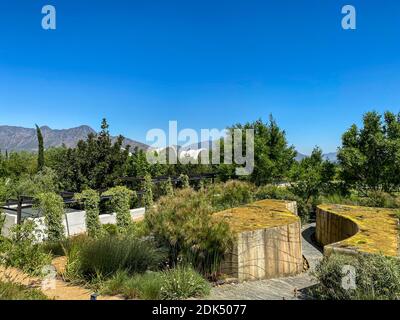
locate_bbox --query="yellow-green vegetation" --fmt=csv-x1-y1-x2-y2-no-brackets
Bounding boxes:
311,253,400,300
214,199,299,234
101,266,210,300
146,187,232,278
0,220,52,276
0,280,48,300
318,204,399,257
102,186,136,234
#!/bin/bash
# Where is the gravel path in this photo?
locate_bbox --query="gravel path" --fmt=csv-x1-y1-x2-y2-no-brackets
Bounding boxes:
206,223,323,300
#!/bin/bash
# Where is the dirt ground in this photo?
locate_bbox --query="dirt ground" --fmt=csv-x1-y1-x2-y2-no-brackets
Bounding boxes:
0,259,122,300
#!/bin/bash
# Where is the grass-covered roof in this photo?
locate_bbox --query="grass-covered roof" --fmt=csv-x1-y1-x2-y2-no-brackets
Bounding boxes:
214,199,299,233
318,204,399,257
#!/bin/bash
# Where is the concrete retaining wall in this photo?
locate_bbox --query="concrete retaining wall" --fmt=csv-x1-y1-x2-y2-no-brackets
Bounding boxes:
1,212,17,238
316,206,359,256
221,220,303,281
220,201,303,281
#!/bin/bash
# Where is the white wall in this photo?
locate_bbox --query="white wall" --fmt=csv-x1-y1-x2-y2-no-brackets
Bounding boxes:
1,208,146,241
1,212,17,238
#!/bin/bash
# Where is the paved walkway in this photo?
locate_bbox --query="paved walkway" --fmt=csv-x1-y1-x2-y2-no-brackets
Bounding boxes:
207,223,323,300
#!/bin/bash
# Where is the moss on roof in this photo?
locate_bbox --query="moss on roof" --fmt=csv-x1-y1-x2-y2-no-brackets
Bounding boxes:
214,199,299,234
318,204,399,257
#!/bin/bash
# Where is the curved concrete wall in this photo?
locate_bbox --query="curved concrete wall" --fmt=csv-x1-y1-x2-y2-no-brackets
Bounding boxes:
316,205,399,257
220,201,303,281
316,206,359,255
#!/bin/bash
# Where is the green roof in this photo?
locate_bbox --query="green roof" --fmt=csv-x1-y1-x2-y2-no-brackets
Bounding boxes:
318,204,399,257
214,199,299,233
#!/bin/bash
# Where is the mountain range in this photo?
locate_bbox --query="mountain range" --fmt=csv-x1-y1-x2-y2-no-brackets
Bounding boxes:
0,124,337,161
295,151,337,162
0,125,148,152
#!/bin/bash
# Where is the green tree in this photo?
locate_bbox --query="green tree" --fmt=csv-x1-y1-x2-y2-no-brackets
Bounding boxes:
35,125,45,172
9,167,59,198
44,146,68,170
74,189,102,238
142,174,154,208
227,116,296,185
0,151,5,178
35,192,65,241
338,111,400,193
103,186,135,234
0,177,12,203
1,152,36,179
289,147,336,202
54,119,131,191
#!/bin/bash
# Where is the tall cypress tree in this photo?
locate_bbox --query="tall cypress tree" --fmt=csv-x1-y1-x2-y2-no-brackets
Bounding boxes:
36,124,45,171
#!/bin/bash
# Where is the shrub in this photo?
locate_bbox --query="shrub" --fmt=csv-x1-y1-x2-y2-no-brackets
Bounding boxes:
63,240,83,282
101,267,209,300
146,188,233,278
317,191,400,210
361,191,400,208
179,174,190,189
0,220,51,275
0,280,48,300
161,177,174,196
198,179,205,191
41,234,88,257
100,269,130,296
35,192,65,241
142,174,154,208
0,211,5,234
159,265,211,300
210,180,255,211
102,270,164,299
311,253,400,300
255,184,294,201
317,193,359,206
0,179,9,203
74,189,102,238
68,236,166,280
256,185,311,222
124,272,164,299
102,223,118,237
103,186,135,234
128,220,149,239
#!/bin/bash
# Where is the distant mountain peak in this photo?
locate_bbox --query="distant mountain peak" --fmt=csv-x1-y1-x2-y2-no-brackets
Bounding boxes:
39,125,51,131
0,124,148,152
295,151,337,162
77,124,93,130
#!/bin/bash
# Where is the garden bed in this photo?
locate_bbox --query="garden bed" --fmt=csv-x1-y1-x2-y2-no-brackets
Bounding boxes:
214,199,299,232
215,199,303,281
316,204,399,257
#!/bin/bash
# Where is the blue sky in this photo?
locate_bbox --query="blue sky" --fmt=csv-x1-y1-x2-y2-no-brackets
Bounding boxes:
0,0,399,154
